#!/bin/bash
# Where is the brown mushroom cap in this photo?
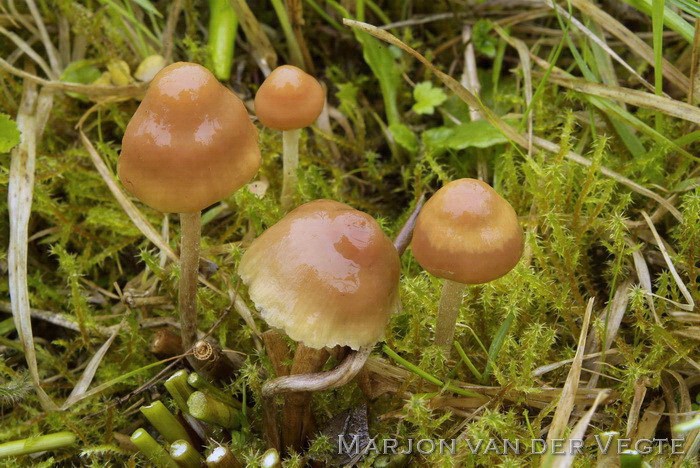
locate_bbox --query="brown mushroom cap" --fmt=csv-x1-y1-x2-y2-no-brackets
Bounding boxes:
239,200,401,350
118,62,261,213
412,178,523,284
254,65,325,131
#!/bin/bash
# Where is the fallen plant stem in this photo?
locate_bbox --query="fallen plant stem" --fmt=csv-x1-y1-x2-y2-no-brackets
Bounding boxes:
187,391,240,428
130,428,178,468
164,370,194,414
206,445,244,468
140,400,192,444
186,372,241,409
169,439,202,468
0,432,76,459
8,76,57,410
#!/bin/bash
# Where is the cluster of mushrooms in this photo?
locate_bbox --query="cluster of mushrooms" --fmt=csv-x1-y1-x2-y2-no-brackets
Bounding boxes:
118,62,524,454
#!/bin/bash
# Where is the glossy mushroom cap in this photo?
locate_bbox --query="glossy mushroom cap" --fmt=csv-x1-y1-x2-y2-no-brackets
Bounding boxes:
412,179,524,285
119,62,261,213
239,200,401,350
254,65,325,131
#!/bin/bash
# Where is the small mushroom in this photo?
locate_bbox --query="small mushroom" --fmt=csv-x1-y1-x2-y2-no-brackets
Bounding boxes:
254,65,325,210
239,199,400,451
119,62,260,361
411,178,523,352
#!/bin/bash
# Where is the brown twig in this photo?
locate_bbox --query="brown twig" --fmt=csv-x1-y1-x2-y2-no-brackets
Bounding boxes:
392,193,425,256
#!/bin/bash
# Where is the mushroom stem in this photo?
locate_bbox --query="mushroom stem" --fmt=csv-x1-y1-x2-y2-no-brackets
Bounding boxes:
434,279,467,352
264,344,372,453
280,128,300,210
279,343,329,452
179,211,202,360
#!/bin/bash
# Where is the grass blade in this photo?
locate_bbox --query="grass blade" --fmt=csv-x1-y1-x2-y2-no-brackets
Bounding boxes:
481,311,515,383
619,0,695,43
546,297,595,443
7,82,57,411
652,0,665,130
342,19,683,221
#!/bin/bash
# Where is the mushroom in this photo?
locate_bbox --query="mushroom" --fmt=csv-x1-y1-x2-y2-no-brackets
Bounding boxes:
119,62,260,360
239,199,400,451
254,65,325,210
411,178,523,352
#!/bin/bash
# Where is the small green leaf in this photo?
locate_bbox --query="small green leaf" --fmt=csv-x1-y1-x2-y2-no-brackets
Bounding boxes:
60,60,102,85
473,20,497,58
336,82,359,108
60,60,102,101
673,177,700,192
422,127,454,148
412,82,447,115
354,31,402,126
423,119,511,150
389,123,418,153
0,113,21,153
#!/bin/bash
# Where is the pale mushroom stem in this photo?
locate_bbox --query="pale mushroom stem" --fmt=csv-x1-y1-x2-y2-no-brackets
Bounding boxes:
435,279,467,351
179,211,201,358
280,128,300,210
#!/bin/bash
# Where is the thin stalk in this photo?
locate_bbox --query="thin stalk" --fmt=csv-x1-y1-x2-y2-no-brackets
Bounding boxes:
0,431,75,458
356,0,365,21
652,0,665,130
130,428,178,468
434,280,467,351
392,193,425,256
282,343,329,453
139,400,192,444
208,0,238,81
188,391,240,429
303,0,344,32
164,369,194,414
481,310,515,383
280,129,300,211
179,211,202,359
382,345,481,398
206,445,244,468
453,341,483,382
187,372,242,409
170,439,202,468
365,0,391,25
269,0,305,69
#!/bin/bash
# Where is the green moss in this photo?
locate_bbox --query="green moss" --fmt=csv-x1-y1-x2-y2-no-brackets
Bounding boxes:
1,1,699,466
